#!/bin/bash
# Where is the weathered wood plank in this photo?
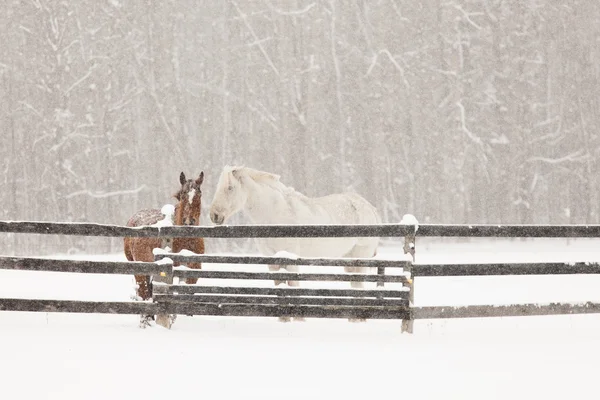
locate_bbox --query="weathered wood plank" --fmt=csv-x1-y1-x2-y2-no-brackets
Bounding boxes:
4,220,600,238
417,224,600,238
0,298,159,314
172,269,408,283
0,220,415,238
0,221,158,237
0,256,168,275
155,253,408,268
158,284,409,299
412,302,600,319
161,302,409,319
154,294,408,307
160,254,408,268
412,262,600,277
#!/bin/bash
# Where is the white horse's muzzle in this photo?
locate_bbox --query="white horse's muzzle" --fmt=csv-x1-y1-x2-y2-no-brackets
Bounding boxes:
210,211,225,225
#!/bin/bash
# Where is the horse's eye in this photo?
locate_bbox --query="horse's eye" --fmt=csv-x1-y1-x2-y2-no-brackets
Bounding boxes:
227,185,233,191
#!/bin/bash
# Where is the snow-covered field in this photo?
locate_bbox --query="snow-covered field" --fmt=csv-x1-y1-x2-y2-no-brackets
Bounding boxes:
3,238,600,399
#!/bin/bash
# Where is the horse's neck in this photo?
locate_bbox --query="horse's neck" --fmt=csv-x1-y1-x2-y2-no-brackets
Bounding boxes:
243,178,304,224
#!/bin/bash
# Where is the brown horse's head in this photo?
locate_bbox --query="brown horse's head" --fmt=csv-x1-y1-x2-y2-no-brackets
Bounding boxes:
174,171,204,226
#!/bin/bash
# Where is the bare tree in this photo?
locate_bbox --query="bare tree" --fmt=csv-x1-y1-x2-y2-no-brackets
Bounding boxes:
3,0,600,254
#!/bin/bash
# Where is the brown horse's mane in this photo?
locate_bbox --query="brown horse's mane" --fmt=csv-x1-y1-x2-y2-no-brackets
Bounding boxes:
173,188,186,201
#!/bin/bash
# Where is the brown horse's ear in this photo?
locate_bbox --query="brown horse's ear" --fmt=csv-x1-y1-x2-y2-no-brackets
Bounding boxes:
196,171,204,185
180,172,186,186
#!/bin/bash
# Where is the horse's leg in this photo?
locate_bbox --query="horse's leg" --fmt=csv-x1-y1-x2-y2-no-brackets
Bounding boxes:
284,264,300,288
283,264,305,322
268,264,291,323
343,244,377,323
268,264,285,286
347,267,366,290
189,238,205,284
126,238,153,300
185,262,201,285
345,266,367,322
130,238,159,328
173,239,204,285
135,275,152,300
134,274,154,328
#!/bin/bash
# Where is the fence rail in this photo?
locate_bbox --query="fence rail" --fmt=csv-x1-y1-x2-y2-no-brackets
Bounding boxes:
412,302,600,319
0,220,416,238
412,262,600,277
172,269,407,283
0,298,159,315
155,294,408,307
3,219,600,333
0,256,169,275
156,284,409,299
156,302,410,320
5,220,600,238
417,224,600,237
156,253,409,268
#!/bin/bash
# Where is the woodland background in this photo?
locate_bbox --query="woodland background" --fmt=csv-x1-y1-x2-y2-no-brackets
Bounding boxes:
1,0,599,254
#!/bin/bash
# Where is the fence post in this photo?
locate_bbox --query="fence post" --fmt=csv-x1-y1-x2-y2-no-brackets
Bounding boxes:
401,219,417,334
153,258,174,329
376,265,386,288
401,263,414,334
403,231,416,260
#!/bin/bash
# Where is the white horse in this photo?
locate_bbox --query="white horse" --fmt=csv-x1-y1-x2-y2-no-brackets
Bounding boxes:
209,166,381,291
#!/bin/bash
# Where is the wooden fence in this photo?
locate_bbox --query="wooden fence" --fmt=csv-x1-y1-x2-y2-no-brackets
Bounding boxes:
2,220,600,333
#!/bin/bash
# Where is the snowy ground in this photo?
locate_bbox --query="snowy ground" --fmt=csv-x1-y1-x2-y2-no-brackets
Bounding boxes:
3,238,600,399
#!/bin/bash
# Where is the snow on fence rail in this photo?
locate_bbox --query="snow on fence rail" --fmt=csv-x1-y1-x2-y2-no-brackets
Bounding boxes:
3,220,600,332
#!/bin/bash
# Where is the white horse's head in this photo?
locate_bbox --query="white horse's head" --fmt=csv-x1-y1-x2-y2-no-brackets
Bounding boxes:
209,166,248,225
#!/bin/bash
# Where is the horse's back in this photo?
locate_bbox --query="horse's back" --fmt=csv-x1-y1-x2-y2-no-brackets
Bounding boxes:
254,191,380,258
316,192,380,254
313,192,380,225
126,208,163,227
124,208,164,262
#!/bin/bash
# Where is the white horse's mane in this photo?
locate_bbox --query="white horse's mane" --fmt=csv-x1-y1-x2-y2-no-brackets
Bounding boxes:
224,165,305,198
224,165,279,181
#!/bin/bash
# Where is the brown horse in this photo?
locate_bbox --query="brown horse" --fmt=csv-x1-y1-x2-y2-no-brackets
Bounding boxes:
124,171,205,306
